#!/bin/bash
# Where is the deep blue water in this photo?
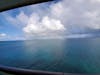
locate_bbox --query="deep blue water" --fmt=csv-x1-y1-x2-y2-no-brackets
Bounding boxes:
0,38,100,73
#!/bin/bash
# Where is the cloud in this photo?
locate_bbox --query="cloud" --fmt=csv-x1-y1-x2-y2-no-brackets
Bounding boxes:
23,16,65,38
22,0,100,38
2,0,100,39
90,0,100,3
3,11,29,28
42,16,65,30
16,11,29,25
0,33,6,37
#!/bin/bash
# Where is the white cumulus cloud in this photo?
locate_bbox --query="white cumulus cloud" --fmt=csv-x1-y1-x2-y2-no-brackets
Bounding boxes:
23,16,65,38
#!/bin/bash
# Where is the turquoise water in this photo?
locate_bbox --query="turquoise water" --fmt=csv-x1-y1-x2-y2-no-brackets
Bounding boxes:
0,38,100,73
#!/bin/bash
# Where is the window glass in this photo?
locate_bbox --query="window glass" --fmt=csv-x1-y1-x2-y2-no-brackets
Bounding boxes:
0,0,100,74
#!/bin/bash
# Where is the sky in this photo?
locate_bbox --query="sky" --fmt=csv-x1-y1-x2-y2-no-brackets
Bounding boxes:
0,0,100,41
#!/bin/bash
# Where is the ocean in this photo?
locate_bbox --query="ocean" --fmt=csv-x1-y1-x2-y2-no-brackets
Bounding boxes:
0,38,100,73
